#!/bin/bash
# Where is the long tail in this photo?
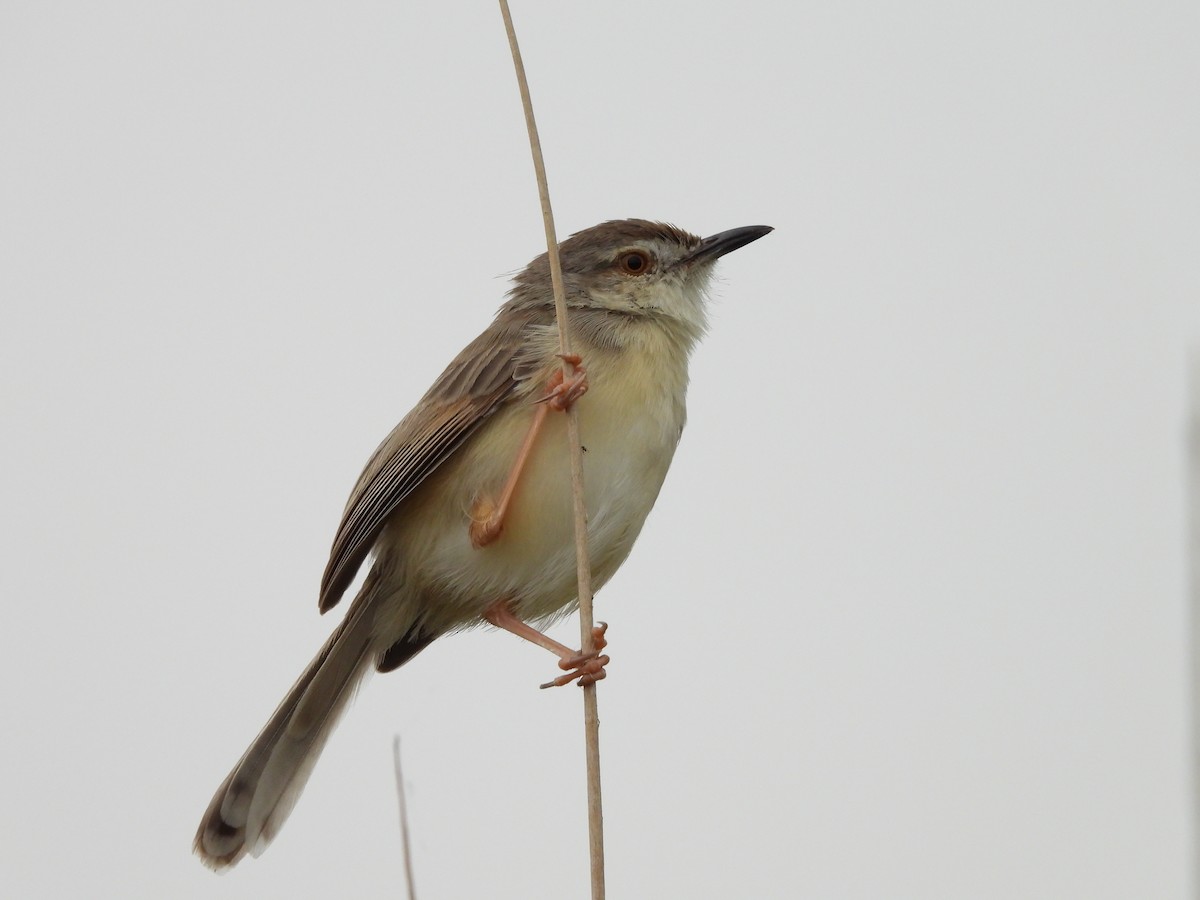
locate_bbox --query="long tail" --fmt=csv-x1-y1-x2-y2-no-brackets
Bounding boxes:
193,602,377,870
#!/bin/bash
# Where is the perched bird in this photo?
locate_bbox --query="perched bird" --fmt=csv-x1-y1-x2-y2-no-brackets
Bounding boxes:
194,218,772,869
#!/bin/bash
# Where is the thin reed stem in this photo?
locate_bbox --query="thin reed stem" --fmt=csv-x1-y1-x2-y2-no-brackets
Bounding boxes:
497,3,605,897
392,736,418,900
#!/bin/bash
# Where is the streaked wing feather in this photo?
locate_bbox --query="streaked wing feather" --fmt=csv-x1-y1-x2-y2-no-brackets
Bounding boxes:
317,317,536,613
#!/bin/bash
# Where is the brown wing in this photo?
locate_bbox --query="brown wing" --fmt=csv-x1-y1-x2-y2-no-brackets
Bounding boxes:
317,313,540,613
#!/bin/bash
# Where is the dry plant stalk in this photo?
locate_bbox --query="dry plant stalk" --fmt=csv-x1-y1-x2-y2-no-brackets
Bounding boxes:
393,736,419,900
497,2,606,898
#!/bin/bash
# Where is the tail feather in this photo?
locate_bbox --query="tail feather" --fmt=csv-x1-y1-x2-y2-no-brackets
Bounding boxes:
193,603,376,870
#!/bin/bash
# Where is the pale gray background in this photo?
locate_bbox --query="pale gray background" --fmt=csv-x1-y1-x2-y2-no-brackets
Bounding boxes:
2,2,1198,897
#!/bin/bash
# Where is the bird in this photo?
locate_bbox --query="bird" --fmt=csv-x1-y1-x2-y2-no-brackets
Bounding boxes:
194,218,772,869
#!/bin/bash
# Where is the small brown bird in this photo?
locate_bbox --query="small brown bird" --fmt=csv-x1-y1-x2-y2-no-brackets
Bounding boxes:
194,218,772,868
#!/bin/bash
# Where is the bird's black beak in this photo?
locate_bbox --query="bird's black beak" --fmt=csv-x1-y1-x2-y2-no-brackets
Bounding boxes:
684,225,774,265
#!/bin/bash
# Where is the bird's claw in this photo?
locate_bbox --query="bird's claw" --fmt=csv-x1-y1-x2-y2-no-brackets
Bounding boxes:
539,354,588,411
539,622,609,689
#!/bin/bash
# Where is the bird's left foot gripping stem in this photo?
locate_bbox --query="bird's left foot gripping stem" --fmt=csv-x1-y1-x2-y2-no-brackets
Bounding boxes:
468,355,588,548
484,600,609,689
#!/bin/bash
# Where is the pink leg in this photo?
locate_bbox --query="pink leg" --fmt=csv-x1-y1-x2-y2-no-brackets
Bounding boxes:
483,600,609,689
469,402,549,548
468,355,589,548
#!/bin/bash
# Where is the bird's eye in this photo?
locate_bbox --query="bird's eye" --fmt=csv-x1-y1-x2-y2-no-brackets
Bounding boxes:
617,250,652,276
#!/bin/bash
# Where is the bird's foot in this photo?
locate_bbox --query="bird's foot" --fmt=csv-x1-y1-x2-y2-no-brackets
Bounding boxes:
540,622,610,689
483,600,610,689
540,354,588,411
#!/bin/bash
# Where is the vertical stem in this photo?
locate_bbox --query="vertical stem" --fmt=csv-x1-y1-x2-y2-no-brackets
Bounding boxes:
497,2,604,898
1188,356,1200,899
392,736,418,900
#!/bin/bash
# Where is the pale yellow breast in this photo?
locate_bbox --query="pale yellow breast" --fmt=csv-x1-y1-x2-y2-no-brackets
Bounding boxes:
379,320,692,634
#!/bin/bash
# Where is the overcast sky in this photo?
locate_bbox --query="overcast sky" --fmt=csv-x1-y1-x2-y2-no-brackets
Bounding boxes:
2,2,1199,898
